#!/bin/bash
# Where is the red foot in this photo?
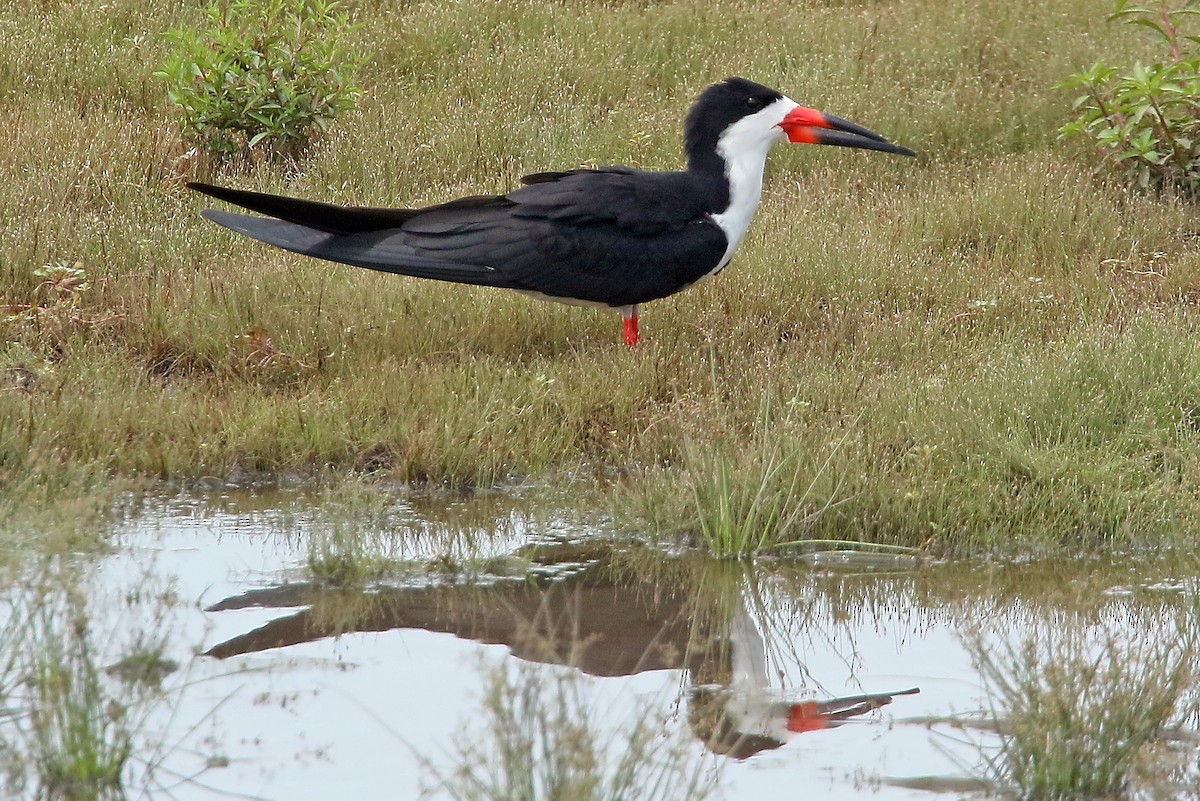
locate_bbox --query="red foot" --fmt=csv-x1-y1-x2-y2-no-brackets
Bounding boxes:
623,314,640,347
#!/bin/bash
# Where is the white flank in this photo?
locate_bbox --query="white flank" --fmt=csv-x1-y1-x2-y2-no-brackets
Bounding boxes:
707,96,799,276
515,289,612,309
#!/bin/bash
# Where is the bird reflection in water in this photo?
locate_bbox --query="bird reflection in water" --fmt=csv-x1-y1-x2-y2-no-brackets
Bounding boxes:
204,542,918,759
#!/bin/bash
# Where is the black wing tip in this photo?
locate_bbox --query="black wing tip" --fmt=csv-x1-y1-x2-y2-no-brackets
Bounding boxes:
187,181,256,206
187,181,221,196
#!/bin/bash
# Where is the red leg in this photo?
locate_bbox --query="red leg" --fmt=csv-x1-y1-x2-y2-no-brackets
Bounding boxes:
622,311,639,347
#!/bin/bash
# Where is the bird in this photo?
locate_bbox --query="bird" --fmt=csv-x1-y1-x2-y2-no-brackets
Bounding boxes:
190,77,914,346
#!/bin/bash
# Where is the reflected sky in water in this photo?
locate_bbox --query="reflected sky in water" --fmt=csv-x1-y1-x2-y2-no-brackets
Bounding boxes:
81,487,1198,800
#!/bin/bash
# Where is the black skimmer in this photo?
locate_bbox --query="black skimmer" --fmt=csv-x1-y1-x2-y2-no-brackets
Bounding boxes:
190,77,914,346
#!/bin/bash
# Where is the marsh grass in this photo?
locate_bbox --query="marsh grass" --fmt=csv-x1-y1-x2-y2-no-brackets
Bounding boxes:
684,443,808,557
965,620,1195,800
22,606,133,800
0,570,184,801
300,479,539,586
669,403,849,556
426,660,715,801
5,0,1200,552
0,465,136,569
306,523,402,587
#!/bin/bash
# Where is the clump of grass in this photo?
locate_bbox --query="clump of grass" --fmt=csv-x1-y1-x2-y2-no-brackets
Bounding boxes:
0,464,136,568
966,620,1194,800
12,590,152,800
427,660,715,801
306,524,401,588
23,611,133,800
0,568,186,801
299,479,540,587
622,399,851,557
302,484,456,587
299,481,419,587
156,0,361,161
681,439,833,559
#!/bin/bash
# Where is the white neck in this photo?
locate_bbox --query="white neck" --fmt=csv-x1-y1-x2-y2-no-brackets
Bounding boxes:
707,97,798,275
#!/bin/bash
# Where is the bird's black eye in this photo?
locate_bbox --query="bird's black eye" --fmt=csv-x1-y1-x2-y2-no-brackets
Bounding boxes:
746,95,761,109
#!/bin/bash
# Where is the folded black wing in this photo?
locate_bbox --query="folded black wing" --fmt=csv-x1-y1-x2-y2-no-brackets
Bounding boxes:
509,167,722,233
191,169,729,308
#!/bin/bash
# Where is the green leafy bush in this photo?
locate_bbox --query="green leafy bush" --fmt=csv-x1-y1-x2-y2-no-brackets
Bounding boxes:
1060,1,1200,195
156,0,362,160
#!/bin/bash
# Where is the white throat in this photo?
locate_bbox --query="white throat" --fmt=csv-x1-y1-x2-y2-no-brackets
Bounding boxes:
707,96,798,275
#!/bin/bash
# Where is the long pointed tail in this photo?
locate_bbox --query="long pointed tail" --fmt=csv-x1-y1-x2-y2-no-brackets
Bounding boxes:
188,182,420,235
199,208,507,288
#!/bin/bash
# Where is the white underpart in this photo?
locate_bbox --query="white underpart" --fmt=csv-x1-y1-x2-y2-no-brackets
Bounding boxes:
515,289,611,309
515,290,635,323
707,96,799,276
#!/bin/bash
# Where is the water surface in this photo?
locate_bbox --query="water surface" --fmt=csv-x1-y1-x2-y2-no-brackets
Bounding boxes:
29,487,1200,799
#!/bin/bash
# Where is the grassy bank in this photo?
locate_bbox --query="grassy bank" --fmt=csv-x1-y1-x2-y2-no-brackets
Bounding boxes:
3,0,1200,553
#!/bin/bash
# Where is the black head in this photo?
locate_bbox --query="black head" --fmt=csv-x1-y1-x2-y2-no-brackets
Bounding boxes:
684,77,785,172
681,77,916,173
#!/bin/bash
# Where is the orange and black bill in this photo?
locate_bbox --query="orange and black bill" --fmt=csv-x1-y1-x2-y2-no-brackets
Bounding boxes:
779,106,915,157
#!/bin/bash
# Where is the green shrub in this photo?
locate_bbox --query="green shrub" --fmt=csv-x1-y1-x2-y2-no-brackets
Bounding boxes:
156,0,361,160
1059,0,1200,195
